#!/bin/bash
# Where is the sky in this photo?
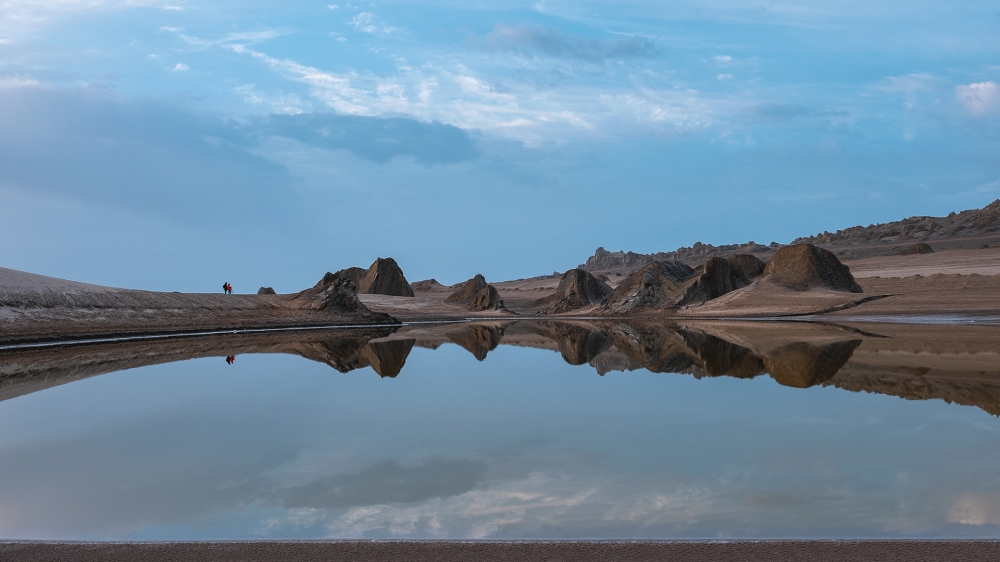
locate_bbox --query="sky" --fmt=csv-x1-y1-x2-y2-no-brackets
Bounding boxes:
1,0,999,291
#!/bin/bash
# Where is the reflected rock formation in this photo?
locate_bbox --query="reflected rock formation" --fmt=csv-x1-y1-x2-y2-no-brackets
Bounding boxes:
359,339,415,378
764,340,862,388
4,318,1000,416
445,324,506,361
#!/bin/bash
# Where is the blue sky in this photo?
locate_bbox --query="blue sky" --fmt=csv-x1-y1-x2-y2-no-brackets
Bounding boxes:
1,0,999,291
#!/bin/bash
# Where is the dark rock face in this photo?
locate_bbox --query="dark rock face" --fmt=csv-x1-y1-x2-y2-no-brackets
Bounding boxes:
600,261,696,313
893,242,935,256
537,269,613,312
726,254,766,279
257,287,276,295
315,267,367,289
763,244,863,293
357,258,415,297
298,278,367,312
411,279,445,292
445,274,506,312
677,257,757,307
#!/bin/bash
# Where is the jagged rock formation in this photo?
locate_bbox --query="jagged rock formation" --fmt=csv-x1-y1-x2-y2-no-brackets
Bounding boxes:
762,244,863,292
357,257,414,297
795,199,1000,248
535,268,613,312
893,242,934,256
599,255,768,313
257,287,276,295
676,257,760,307
600,261,696,314
580,200,1000,272
411,279,445,292
726,254,766,279
315,267,367,289
445,274,507,312
581,242,779,274
314,259,414,297
294,278,370,313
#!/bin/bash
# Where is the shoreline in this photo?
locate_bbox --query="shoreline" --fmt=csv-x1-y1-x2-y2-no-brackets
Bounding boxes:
5,311,1000,351
3,540,999,562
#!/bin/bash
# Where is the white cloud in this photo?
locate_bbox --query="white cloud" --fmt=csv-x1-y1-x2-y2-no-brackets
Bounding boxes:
0,76,40,89
877,72,938,94
948,495,1000,526
227,44,725,143
717,73,733,81
955,81,999,115
173,29,286,48
170,63,189,72
327,4,339,9
349,12,394,35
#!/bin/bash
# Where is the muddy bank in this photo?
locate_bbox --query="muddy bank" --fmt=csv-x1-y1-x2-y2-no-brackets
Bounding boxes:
2,540,998,562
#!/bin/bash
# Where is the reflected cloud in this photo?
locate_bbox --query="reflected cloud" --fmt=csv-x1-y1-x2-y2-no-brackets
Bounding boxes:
281,457,486,509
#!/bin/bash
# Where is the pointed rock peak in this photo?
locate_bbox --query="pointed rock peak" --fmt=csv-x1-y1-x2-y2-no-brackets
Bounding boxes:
357,257,414,297
445,274,507,312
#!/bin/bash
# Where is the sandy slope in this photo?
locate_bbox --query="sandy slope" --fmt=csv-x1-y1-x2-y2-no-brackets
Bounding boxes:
0,267,393,344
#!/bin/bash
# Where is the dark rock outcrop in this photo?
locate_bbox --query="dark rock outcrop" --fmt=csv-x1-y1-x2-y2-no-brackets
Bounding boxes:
357,258,415,297
762,244,863,292
411,279,445,292
600,261,696,313
676,257,758,307
536,268,613,312
445,274,507,312
315,267,366,289
257,287,276,295
296,278,368,313
893,242,934,256
726,254,766,279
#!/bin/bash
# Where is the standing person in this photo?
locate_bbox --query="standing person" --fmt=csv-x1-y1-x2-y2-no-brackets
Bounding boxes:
223,281,229,294
227,283,232,294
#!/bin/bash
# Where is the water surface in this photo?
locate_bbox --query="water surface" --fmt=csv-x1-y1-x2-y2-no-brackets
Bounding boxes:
1,319,999,540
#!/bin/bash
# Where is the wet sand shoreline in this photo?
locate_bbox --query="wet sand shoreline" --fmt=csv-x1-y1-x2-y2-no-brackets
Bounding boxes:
3,540,999,561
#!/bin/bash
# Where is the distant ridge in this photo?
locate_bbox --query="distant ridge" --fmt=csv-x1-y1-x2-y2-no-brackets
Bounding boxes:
581,199,1000,273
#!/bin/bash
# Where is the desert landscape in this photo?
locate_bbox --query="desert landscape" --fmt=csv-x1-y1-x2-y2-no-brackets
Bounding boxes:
4,200,1000,347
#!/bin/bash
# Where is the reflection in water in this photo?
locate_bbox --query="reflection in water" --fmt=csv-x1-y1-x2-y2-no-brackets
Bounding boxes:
2,319,1000,540
2,319,1000,414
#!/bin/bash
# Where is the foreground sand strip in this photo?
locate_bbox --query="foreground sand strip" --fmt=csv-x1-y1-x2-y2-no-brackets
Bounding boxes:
2,540,999,562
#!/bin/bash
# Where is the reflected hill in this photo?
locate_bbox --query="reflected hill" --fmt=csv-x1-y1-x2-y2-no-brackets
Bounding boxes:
3,319,1000,414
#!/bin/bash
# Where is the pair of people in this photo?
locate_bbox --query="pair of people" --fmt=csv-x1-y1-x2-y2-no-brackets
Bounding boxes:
223,282,232,294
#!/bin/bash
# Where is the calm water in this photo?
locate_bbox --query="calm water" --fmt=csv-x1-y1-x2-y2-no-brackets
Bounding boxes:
1,319,1000,540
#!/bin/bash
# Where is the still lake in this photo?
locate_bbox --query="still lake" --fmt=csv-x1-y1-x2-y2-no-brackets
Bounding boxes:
1,319,999,540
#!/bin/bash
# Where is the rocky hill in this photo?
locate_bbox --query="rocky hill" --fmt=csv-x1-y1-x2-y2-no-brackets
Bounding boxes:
581,242,778,275
580,199,1000,273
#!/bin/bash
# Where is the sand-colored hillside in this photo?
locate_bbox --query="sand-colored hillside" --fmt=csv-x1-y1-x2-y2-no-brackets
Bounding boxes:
0,267,394,345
